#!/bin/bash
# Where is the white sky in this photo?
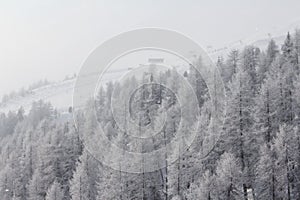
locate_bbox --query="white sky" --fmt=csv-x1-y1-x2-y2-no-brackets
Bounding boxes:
0,0,300,96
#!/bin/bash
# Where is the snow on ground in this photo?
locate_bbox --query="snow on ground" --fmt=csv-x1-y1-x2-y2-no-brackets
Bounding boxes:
0,79,75,113
0,33,289,114
0,68,136,113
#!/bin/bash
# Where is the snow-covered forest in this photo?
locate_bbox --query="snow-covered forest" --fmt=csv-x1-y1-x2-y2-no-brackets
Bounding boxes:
1,30,300,200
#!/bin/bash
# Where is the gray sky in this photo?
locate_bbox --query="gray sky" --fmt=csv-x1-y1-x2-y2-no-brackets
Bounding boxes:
0,0,300,96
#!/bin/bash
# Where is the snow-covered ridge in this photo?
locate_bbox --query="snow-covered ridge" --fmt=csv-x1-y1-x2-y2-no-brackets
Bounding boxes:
0,78,75,113
0,32,289,114
0,68,132,113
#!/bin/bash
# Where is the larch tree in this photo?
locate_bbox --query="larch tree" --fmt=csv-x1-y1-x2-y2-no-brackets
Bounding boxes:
255,144,277,200
70,151,99,200
225,66,256,199
45,180,64,200
213,152,243,200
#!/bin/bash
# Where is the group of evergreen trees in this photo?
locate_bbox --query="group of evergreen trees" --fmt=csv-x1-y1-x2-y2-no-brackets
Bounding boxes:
0,30,300,200
0,100,82,200
188,31,300,200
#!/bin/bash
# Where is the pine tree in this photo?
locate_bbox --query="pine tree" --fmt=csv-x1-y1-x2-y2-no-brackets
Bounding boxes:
257,39,279,83
282,32,298,74
188,56,208,107
279,34,296,124
45,180,64,200
28,169,44,200
240,46,260,94
184,170,214,200
70,151,98,200
222,50,239,84
294,29,300,72
225,67,256,199
273,126,290,199
255,144,276,200
213,152,243,200
254,71,280,144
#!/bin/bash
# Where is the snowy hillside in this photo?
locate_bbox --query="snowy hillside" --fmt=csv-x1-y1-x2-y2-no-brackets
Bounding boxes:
0,78,75,113
0,32,291,114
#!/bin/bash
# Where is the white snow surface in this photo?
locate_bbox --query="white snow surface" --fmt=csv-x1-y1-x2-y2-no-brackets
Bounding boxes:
0,79,75,113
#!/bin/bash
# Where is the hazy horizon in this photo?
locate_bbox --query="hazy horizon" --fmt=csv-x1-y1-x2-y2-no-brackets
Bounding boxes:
1,0,300,96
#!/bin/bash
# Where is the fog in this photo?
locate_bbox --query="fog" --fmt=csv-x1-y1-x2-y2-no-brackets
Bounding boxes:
0,0,299,96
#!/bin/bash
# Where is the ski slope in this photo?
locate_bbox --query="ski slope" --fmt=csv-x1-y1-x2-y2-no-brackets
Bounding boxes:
0,31,291,114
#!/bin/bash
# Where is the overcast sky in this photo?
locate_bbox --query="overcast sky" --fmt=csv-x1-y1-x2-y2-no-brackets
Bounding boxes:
0,0,300,96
